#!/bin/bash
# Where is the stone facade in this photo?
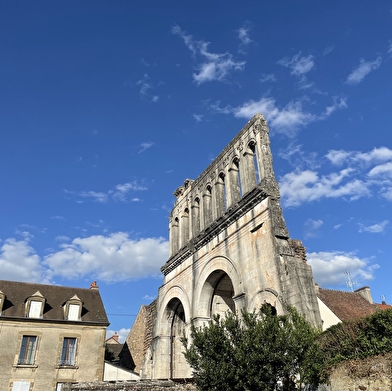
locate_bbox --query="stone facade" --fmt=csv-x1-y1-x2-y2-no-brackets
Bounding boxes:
140,114,322,380
0,280,109,391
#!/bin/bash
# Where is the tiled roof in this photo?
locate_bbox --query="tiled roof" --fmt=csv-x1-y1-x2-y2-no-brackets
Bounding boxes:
375,302,392,311
0,279,109,324
318,287,378,321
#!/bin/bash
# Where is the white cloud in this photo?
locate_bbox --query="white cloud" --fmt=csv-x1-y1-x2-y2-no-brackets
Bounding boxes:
106,328,130,343
278,52,315,76
237,24,253,53
368,161,392,178
138,142,154,154
0,237,52,283
304,219,323,238
327,147,392,166
232,97,315,135
323,97,347,117
346,57,382,84
193,114,203,122
260,73,277,83
279,168,370,207
52,215,66,220
308,251,378,287
359,220,389,233
281,147,392,207
172,25,245,84
44,233,169,282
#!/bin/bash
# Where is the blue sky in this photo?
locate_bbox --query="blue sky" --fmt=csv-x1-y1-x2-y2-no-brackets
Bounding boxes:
1,1,391,341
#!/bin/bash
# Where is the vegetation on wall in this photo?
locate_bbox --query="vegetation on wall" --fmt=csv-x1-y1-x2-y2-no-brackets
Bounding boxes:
181,304,325,391
319,308,392,368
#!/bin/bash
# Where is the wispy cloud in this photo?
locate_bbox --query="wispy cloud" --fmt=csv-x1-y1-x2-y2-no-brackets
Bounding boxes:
172,25,245,84
65,181,147,204
136,74,160,102
308,251,379,287
237,23,253,53
346,57,382,84
138,142,154,154
278,52,315,76
359,220,389,233
260,73,277,83
193,114,203,122
211,95,347,136
304,219,324,238
323,46,334,56
322,97,348,117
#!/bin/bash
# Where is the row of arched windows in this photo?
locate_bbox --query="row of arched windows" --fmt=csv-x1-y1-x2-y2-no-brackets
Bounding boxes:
170,140,263,256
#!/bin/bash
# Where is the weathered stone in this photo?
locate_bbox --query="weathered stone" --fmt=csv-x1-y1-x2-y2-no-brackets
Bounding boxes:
139,114,322,380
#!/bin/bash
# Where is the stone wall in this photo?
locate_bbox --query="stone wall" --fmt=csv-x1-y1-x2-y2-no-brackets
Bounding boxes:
65,380,196,391
327,352,392,390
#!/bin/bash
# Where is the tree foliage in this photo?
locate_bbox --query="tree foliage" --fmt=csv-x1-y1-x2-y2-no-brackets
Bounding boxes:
182,305,325,391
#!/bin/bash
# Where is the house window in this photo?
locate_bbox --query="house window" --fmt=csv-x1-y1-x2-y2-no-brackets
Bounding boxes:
18,336,38,365
67,304,80,321
28,300,42,318
12,381,30,391
60,338,77,366
0,290,5,315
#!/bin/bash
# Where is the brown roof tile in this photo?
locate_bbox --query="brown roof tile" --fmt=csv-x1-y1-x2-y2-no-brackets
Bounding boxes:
318,287,378,321
0,279,109,325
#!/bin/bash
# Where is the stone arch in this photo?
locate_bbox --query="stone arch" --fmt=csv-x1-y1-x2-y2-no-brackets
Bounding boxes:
156,286,191,379
194,256,243,319
248,288,285,315
158,285,191,334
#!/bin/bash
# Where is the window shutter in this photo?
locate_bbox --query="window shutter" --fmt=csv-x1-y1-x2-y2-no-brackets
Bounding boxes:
68,304,79,320
29,300,42,318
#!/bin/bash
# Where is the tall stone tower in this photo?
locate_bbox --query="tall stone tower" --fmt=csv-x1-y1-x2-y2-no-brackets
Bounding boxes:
141,113,322,379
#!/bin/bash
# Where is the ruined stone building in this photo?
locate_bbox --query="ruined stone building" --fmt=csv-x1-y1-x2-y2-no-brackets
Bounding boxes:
129,113,322,380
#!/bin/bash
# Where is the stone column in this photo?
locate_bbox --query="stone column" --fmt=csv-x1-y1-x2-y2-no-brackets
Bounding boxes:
214,175,226,218
202,189,213,227
240,149,257,194
180,211,189,249
191,199,200,237
227,162,241,207
169,218,179,256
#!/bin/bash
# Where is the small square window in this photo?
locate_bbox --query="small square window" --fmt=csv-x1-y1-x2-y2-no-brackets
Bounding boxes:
18,336,37,365
60,338,77,366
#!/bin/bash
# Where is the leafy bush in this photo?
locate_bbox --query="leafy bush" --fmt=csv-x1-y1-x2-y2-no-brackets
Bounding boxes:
319,309,392,368
181,305,325,391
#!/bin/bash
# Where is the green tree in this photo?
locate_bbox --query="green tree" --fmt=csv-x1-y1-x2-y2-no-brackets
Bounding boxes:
182,304,326,391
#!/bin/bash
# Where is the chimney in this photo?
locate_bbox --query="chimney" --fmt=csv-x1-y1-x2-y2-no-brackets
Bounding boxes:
113,332,119,343
90,281,99,289
355,286,373,304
